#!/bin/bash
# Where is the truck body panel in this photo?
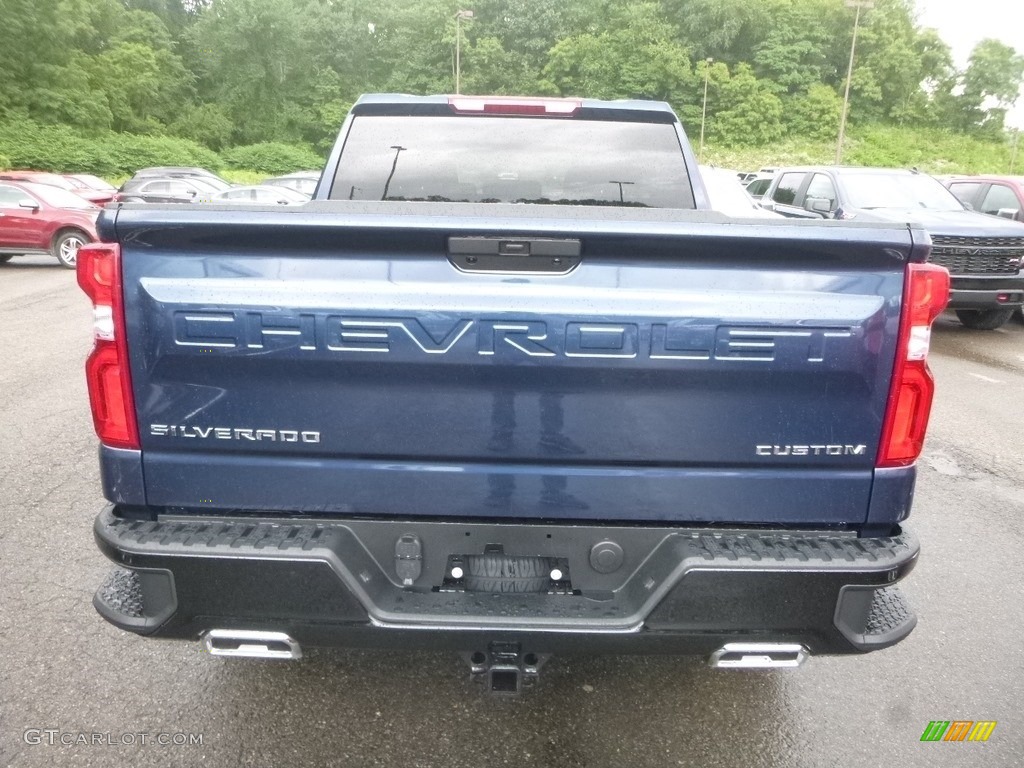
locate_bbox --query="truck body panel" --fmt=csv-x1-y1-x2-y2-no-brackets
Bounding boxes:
110,206,912,527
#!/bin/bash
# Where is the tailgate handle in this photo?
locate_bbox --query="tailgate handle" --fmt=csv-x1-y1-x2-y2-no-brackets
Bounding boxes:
448,236,581,274
499,241,529,255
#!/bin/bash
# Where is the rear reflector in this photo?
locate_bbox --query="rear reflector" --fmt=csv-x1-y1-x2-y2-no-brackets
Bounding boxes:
77,243,139,450
877,263,950,467
448,97,581,116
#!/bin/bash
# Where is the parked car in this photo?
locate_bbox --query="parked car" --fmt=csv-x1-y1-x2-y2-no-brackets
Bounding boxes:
699,166,780,217
0,180,98,268
0,170,114,205
203,185,309,205
67,174,118,194
116,176,221,204
744,174,775,200
760,166,1024,329
261,171,319,197
127,167,233,191
944,176,1024,222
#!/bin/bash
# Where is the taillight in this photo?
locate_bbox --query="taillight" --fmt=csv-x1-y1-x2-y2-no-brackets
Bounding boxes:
877,263,950,467
77,243,139,449
448,97,581,116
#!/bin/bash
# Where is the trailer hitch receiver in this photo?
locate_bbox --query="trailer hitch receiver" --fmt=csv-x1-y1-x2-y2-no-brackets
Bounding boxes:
464,641,550,695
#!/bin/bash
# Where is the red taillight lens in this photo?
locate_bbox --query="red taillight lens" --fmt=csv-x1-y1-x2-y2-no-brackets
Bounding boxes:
448,97,581,116
877,263,950,467
77,242,116,305
77,243,139,450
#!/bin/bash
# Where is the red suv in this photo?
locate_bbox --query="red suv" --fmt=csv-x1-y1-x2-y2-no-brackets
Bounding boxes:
945,176,1024,222
0,180,99,268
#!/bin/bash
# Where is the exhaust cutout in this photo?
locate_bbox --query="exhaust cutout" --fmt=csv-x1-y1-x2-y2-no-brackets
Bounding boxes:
709,642,808,669
204,630,302,660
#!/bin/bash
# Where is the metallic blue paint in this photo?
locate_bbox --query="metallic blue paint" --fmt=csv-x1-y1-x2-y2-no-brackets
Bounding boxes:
98,446,146,507
104,203,923,527
141,453,872,524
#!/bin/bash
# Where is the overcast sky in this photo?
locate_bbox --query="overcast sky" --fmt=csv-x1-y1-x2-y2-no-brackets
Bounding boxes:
915,0,1024,126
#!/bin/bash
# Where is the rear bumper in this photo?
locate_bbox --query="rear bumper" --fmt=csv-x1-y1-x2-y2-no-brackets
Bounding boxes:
947,274,1024,309
93,505,918,657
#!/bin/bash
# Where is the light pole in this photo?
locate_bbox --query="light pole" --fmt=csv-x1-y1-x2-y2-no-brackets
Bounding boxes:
609,180,635,203
699,58,713,161
454,9,474,94
381,145,406,200
836,0,873,165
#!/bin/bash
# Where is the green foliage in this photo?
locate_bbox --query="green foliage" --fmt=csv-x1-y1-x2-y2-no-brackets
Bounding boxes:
0,121,116,174
101,132,221,175
963,40,1024,109
220,169,270,185
663,0,770,65
703,124,1016,175
941,39,1024,137
170,103,235,150
470,0,591,71
222,142,322,174
0,119,220,176
545,3,693,101
709,64,785,146
0,0,1022,168
843,125,1015,175
0,0,192,134
188,0,323,146
750,0,838,95
785,84,843,142
0,153,10,170
462,37,555,96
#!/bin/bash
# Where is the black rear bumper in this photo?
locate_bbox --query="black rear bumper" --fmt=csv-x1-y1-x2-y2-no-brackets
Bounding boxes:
947,274,1024,309
93,505,918,657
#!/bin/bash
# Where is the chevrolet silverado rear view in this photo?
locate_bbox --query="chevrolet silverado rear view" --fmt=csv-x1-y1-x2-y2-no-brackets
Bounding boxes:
80,95,948,694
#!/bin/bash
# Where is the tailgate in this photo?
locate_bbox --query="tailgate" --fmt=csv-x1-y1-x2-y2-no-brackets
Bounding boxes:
113,205,916,525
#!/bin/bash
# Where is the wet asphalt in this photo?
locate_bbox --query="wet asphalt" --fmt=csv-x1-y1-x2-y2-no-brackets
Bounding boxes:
0,257,1022,767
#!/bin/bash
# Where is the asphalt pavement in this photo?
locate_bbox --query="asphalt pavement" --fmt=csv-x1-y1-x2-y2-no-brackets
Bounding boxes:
1,256,1022,767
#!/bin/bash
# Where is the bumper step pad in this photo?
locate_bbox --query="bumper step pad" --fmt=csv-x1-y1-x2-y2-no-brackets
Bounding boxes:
93,505,919,654
96,568,144,619
866,586,913,636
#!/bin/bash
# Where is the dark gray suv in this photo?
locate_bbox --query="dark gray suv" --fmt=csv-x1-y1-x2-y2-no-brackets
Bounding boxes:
117,176,222,204
761,166,1024,329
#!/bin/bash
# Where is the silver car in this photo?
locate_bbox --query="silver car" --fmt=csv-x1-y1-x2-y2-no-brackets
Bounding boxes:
206,185,309,205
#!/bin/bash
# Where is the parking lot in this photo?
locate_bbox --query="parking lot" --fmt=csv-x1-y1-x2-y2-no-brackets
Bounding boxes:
1,256,1022,767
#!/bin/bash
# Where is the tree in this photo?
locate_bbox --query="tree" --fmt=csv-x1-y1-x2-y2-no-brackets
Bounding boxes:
958,39,1024,135
187,0,322,145
170,103,234,149
469,0,591,71
85,8,194,135
663,0,770,66
709,64,785,145
544,4,694,102
750,0,841,95
963,39,1024,108
461,37,550,96
784,83,842,141
0,0,1020,161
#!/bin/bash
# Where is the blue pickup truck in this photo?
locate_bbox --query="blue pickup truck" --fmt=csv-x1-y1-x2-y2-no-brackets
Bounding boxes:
80,95,948,693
